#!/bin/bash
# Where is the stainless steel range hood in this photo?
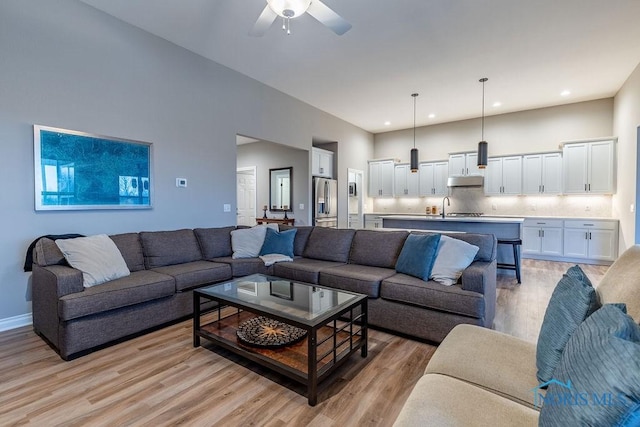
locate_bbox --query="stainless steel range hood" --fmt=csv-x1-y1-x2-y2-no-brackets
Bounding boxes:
447,175,484,187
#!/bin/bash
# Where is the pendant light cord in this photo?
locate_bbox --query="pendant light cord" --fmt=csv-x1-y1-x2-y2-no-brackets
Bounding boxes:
412,93,418,148
480,78,487,140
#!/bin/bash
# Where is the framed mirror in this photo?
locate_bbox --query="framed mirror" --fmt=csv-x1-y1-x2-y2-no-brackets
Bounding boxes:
269,167,292,211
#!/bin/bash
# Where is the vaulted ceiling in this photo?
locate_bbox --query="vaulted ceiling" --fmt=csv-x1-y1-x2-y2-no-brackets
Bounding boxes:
80,0,640,133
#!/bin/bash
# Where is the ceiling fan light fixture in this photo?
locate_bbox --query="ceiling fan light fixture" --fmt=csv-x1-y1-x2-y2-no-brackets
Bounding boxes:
267,0,311,18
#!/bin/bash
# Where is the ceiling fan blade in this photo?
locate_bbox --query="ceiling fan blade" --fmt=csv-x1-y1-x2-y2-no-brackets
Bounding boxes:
249,5,278,37
306,0,352,35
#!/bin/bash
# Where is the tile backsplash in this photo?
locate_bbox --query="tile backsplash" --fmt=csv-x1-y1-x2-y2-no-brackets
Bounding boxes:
370,187,613,218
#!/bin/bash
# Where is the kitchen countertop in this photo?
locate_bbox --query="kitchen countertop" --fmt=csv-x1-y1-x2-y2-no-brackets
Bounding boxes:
378,214,525,223
366,213,618,221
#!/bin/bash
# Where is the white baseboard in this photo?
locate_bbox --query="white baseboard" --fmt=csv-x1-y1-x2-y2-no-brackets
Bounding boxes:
0,313,33,332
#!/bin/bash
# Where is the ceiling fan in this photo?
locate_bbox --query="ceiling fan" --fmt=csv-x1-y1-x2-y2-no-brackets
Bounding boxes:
250,0,352,36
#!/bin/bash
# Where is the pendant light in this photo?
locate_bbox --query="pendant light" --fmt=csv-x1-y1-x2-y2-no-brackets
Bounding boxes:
477,78,488,169
410,93,419,173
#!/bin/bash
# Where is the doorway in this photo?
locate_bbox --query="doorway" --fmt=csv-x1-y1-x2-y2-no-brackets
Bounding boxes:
237,166,257,226
348,168,364,229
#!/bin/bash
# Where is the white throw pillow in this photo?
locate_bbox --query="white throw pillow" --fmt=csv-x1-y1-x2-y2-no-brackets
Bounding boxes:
231,224,278,259
430,235,480,286
55,234,130,287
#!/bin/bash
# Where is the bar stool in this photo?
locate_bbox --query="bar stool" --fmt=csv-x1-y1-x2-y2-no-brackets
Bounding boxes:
497,238,522,284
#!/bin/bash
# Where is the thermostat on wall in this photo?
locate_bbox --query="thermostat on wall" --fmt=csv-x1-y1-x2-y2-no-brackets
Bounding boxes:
176,178,187,188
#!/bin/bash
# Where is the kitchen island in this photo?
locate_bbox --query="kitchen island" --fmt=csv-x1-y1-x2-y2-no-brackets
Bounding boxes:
380,215,525,275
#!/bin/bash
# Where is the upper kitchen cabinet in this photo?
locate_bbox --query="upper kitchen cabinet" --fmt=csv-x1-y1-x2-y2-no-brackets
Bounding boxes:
522,153,563,195
419,161,449,196
368,159,395,197
311,147,334,178
562,139,616,194
394,164,420,197
449,152,484,177
484,156,522,195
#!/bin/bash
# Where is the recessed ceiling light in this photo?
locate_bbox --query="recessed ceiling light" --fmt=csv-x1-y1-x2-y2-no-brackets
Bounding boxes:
428,113,436,119
560,90,571,97
384,121,391,126
493,102,502,107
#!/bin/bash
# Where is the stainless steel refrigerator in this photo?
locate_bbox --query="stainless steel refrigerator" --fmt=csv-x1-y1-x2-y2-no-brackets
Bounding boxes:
313,177,338,228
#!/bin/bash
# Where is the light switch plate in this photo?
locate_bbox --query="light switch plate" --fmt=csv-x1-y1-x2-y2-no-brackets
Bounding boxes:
223,204,231,212
176,178,187,188
299,204,304,210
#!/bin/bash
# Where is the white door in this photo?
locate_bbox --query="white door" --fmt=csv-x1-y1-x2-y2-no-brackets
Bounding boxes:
448,154,466,177
484,158,503,195
433,162,449,196
502,156,522,195
522,227,542,254
587,229,616,261
588,141,614,193
522,155,543,195
540,227,563,256
563,143,588,194
419,163,435,196
563,228,589,258
236,167,256,226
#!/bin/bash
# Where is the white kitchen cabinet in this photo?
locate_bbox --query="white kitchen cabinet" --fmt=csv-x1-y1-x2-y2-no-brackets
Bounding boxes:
522,219,563,256
368,160,395,197
312,147,334,178
484,156,522,195
394,164,420,197
419,161,449,196
364,214,383,229
563,220,618,262
522,153,563,195
448,153,484,177
562,140,615,194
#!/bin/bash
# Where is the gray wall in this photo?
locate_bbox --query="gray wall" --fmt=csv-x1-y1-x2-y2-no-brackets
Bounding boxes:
0,0,373,322
613,61,640,251
237,141,310,224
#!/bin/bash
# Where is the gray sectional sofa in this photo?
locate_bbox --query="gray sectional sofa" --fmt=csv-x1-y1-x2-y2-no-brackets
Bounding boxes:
31,225,497,360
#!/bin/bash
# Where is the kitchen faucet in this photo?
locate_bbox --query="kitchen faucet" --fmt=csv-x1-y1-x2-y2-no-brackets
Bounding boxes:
442,196,450,218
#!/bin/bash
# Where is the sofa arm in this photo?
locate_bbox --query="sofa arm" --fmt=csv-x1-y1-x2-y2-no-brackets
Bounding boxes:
461,260,496,295
33,264,84,298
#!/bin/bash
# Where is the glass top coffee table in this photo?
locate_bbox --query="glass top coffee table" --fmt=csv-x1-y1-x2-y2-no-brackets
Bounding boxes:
193,274,368,406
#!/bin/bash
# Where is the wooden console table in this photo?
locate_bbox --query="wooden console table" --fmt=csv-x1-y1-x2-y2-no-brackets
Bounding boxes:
255,217,295,226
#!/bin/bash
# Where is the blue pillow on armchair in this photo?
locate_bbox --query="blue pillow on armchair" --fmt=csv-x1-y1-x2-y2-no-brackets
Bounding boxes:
395,234,441,281
259,228,297,258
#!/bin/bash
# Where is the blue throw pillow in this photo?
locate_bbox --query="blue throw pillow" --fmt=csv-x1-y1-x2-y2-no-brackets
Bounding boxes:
539,304,640,426
536,266,600,383
395,234,441,281
259,228,297,258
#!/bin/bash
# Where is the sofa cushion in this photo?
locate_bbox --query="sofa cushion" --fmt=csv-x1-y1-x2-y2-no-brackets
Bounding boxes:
279,225,313,256
33,238,68,267
425,324,540,407
273,258,345,284
212,256,274,277
536,267,599,383
381,273,484,318
430,235,480,286
596,245,640,322
231,225,277,259
349,230,408,269
58,270,175,321
319,264,397,298
55,235,130,287
302,228,355,262
110,233,145,272
394,374,539,427
140,229,202,269
194,226,235,259
413,232,496,263
539,304,640,426
152,261,232,292
260,228,297,257
395,234,440,281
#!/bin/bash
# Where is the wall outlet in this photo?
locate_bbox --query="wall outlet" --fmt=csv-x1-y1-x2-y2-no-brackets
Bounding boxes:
585,205,591,211
299,203,304,210
223,204,231,212
492,204,497,211
528,204,537,211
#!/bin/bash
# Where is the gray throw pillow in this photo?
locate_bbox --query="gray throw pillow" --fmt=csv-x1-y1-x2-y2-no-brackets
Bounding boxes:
536,266,600,383
538,304,640,426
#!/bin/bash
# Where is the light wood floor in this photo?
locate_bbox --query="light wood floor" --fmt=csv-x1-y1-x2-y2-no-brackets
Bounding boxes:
0,260,609,426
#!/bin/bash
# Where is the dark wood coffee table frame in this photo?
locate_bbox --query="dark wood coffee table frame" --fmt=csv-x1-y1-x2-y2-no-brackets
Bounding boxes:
193,283,368,406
